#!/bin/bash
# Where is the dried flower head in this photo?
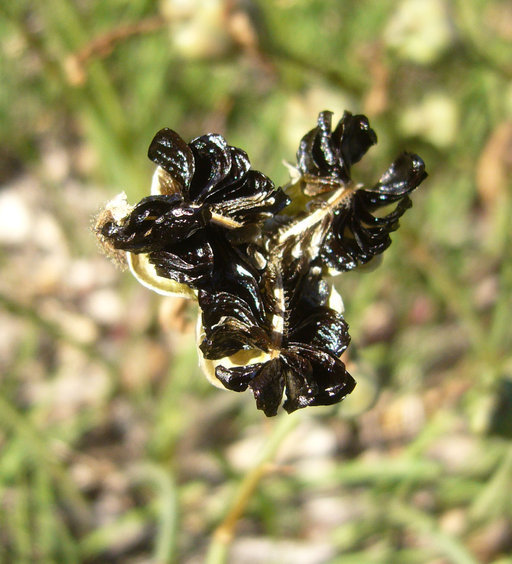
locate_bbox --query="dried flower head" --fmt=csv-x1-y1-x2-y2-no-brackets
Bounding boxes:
96,111,427,416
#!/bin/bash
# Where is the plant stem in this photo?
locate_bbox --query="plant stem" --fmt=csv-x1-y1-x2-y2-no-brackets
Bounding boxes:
69,16,165,74
206,411,301,564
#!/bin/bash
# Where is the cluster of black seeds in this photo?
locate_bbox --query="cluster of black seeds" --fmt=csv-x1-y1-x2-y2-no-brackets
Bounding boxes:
97,110,427,416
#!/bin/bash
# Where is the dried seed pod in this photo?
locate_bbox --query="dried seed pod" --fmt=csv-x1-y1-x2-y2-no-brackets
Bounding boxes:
96,110,427,416
317,151,427,273
296,110,377,194
282,111,427,275
99,129,289,293
148,128,289,231
203,273,355,416
198,235,354,416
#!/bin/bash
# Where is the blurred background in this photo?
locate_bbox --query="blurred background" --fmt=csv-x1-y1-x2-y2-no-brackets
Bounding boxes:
1,0,512,562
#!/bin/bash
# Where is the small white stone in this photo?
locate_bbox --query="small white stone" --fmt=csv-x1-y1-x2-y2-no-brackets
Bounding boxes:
0,189,32,244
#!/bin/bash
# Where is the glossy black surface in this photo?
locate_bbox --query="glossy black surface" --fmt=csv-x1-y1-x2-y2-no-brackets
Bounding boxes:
101,195,209,252
148,129,289,226
101,112,427,416
200,256,354,416
297,110,377,184
317,152,427,273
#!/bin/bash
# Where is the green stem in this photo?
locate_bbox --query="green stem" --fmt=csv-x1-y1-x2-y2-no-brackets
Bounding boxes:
206,411,301,564
130,464,179,564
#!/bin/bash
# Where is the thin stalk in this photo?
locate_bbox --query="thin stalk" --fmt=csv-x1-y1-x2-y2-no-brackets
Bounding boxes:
130,464,179,564
69,16,165,75
206,411,301,564
276,182,354,245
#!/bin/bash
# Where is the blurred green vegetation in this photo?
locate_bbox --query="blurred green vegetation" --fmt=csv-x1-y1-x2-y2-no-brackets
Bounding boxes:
1,0,512,562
